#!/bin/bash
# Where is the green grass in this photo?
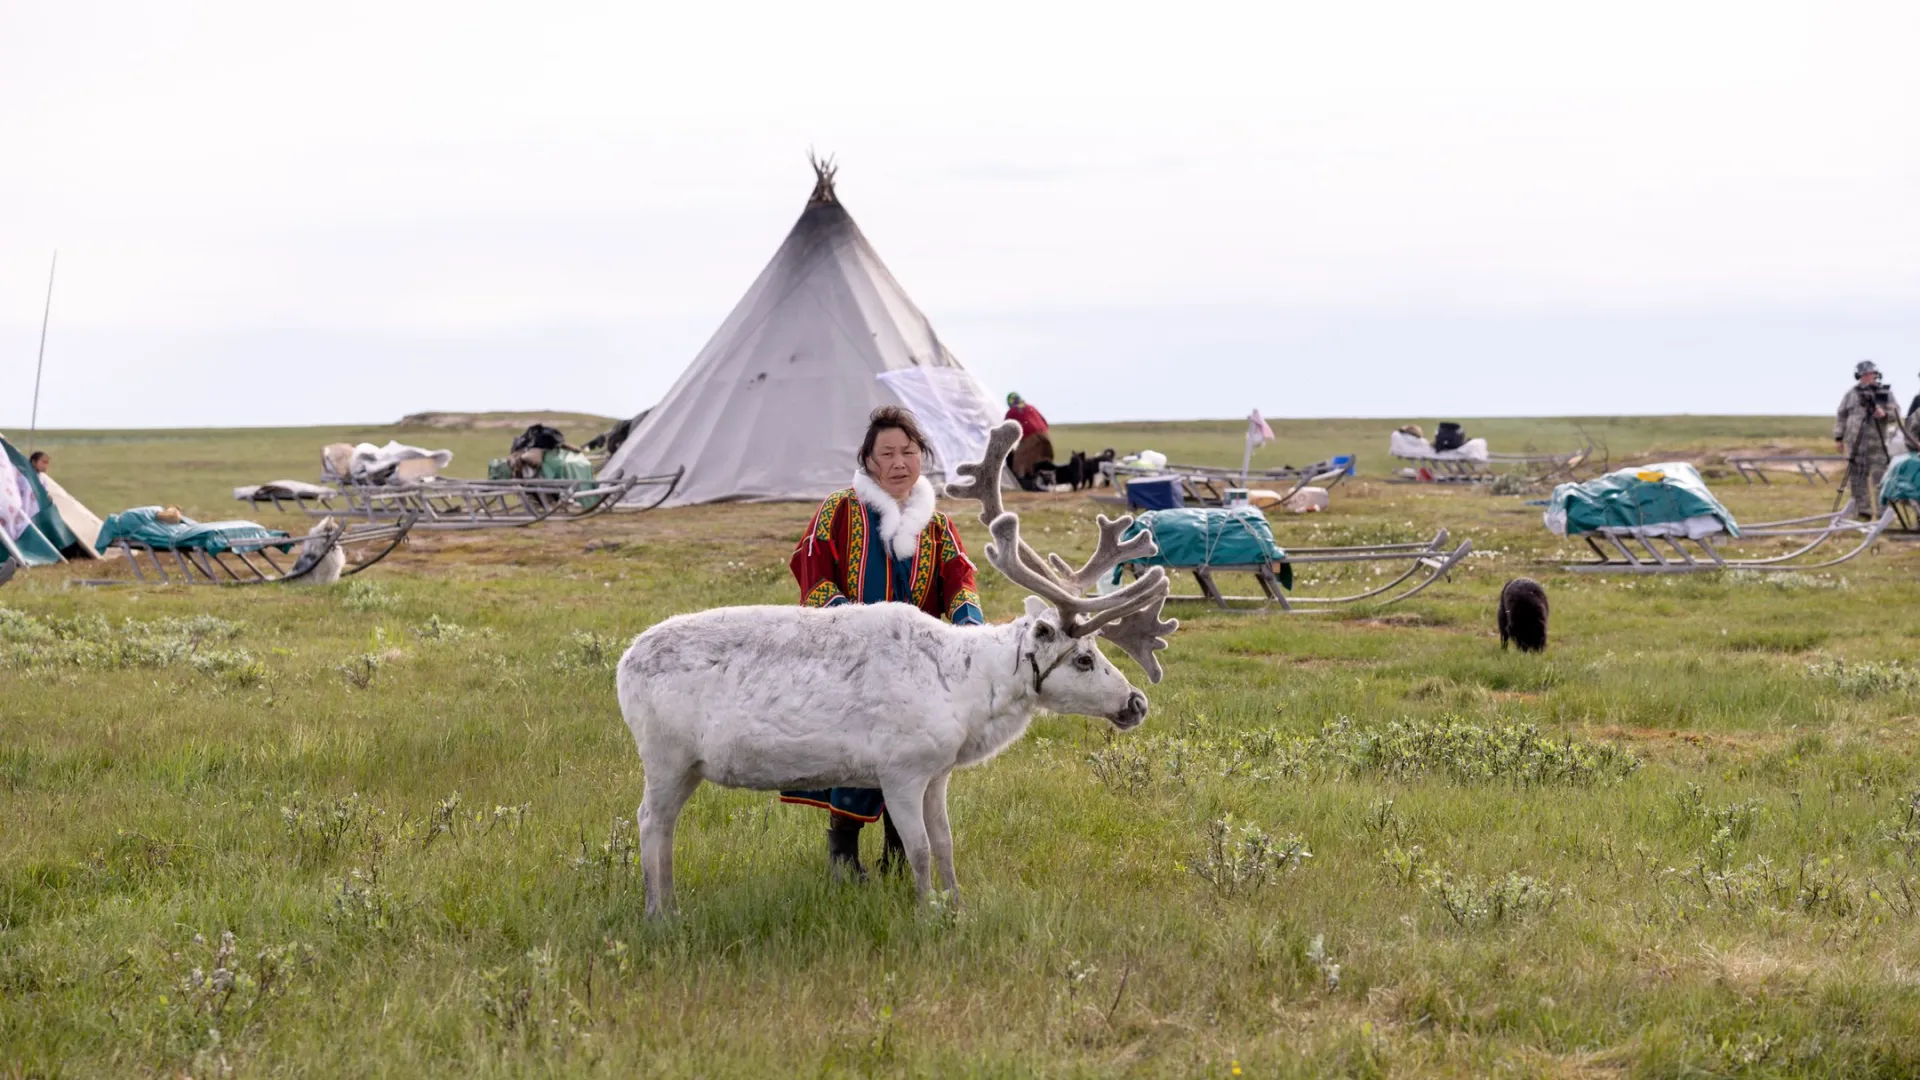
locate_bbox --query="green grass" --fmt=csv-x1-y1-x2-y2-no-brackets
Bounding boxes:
6,416,1920,1077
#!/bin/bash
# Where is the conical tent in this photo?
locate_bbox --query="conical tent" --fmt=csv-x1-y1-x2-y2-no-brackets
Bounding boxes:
1,434,101,566
599,158,997,506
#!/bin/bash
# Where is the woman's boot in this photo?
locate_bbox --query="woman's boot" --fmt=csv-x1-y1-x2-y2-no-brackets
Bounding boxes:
827,814,867,882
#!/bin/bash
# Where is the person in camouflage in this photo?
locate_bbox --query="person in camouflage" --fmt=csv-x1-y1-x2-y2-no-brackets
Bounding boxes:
1835,361,1895,519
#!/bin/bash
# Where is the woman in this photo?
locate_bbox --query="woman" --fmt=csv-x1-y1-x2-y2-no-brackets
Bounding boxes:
781,406,985,879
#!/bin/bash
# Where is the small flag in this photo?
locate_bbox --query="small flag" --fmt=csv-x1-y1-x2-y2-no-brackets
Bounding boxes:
1247,409,1275,447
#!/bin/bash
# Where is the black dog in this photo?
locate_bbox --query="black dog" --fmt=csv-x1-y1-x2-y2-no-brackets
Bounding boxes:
1498,578,1549,652
1086,448,1117,488
1040,449,1118,491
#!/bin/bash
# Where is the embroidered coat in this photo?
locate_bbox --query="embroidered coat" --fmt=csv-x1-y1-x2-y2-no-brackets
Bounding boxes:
787,479,983,626
780,473,983,822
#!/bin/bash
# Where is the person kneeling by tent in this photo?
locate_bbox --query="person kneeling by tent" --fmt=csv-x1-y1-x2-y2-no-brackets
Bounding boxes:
1005,392,1054,492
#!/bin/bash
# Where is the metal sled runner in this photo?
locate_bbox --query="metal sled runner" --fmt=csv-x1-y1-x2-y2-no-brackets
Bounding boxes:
1563,505,1894,573
1728,454,1848,485
1099,458,1356,509
239,468,681,530
103,517,416,586
1124,529,1473,610
1392,444,1596,484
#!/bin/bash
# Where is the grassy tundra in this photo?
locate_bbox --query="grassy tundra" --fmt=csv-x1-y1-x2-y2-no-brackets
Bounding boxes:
6,414,1920,1077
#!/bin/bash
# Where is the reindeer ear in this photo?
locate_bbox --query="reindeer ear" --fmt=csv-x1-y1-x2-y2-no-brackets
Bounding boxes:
1023,596,1051,619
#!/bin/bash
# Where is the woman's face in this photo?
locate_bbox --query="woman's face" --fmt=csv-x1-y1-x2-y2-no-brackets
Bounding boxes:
866,427,923,501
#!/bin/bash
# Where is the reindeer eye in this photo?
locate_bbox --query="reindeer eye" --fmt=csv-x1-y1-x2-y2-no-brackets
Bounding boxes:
1073,653,1096,671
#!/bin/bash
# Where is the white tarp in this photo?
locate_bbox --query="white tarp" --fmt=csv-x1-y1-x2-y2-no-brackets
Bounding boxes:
875,368,997,482
1390,430,1490,462
349,441,452,484
0,451,35,541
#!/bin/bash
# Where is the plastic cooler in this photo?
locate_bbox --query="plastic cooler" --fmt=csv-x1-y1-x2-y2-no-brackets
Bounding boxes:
1125,475,1185,511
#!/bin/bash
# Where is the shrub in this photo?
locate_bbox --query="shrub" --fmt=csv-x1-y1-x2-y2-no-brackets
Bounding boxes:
1420,868,1565,927
341,580,398,612
0,607,246,672
1807,659,1920,697
554,630,622,673
1188,814,1311,896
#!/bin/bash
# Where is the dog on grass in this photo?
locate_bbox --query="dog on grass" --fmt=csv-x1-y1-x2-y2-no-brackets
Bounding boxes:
290,517,348,585
1498,578,1549,652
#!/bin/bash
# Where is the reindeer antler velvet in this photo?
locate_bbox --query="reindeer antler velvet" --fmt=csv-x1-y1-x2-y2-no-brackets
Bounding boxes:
952,420,1180,682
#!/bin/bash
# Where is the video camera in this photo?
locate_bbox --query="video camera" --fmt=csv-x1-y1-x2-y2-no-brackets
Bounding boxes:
1860,382,1895,411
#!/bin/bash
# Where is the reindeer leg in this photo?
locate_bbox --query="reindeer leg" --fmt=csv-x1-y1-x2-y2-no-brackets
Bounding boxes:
923,770,959,902
638,767,701,918
878,774,935,901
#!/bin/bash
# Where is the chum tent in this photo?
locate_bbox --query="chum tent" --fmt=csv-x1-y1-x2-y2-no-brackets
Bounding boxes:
1,433,102,568
598,157,998,506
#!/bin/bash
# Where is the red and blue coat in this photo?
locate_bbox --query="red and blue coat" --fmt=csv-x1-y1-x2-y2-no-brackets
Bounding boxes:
779,486,983,821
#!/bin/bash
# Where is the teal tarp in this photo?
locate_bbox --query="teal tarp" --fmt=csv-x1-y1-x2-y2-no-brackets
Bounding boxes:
0,520,63,566
1549,462,1740,537
540,449,595,482
2,436,81,556
1114,507,1293,589
95,507,291,554
541,449,607,508
1882,454,1920,504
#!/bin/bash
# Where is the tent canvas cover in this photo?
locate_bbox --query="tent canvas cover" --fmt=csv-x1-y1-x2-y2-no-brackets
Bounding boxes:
599,158,998,506
1,433,102,566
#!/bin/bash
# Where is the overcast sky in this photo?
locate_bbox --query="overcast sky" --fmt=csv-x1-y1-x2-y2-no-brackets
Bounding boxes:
3,0,1916,430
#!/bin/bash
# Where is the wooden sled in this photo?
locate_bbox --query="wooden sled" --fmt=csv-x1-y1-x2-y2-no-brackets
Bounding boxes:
1728,454,1848,485
1563,505,1893,573
239,468,681,530
100,517,416,586
1124,529,1472,610
1392,444,1596,485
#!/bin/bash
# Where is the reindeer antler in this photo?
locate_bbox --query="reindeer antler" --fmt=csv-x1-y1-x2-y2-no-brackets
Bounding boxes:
1100,597,1179,684
952,420,1180,680
946,421,1023,527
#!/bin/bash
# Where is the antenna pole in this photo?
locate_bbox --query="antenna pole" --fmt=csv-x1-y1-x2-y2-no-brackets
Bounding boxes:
29,252,57,451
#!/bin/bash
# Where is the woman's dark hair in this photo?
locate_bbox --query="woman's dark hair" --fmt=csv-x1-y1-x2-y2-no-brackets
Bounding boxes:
858,405,935,469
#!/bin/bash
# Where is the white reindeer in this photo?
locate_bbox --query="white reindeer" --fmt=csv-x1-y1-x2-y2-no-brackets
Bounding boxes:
616,421,1179,915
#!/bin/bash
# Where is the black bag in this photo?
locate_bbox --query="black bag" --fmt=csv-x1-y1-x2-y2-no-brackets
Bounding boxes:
511,424,567,453
585,409,648,457
1433,422,1466,452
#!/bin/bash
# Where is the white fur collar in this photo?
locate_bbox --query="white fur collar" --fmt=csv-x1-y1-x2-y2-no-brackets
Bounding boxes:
852,470,937,560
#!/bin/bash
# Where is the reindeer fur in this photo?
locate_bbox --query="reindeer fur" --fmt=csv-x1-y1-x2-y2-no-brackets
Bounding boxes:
618,600,1147,915
616,419,1177,916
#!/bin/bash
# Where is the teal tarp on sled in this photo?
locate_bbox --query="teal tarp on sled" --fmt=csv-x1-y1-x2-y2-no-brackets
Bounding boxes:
95,507,292,554
1547,462,1740,538
1113,507,1293,589
1881,454,1920,505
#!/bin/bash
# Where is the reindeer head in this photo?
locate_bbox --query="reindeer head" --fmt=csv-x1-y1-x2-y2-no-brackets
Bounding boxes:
948,421,1179,727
